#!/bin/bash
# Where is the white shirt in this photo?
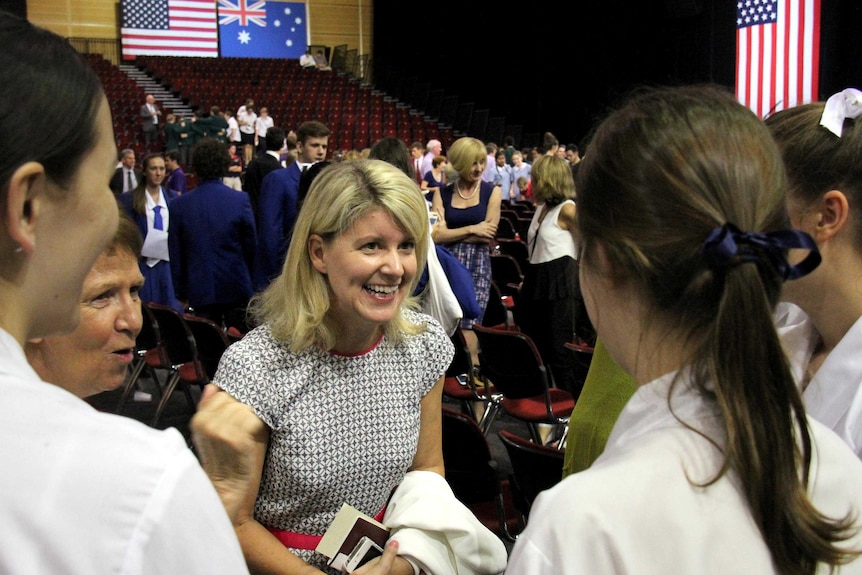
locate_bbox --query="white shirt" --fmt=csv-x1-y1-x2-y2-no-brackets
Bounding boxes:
300,53,315,67
140,188,170,267
481,155,497,183
420,152,436,179
227,116,241,143
507,369,862,574
255,115,274,138
493,164,514,200
527,200,576,264
776,301,862,458
0,327,249,574
237,109,257,134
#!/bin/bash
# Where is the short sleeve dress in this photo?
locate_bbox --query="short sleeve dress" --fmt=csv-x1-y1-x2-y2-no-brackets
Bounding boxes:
213,309,453,571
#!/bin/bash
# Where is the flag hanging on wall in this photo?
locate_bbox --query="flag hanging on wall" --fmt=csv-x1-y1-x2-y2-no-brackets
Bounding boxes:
121,0,219,59
736,0,821,118
218,1,308,58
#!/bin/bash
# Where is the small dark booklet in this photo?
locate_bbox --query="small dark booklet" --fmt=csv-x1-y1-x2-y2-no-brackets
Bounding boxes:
315,503,389,572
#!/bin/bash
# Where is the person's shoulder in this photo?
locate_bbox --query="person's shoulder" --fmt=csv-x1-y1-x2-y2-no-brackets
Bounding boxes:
222,323,282,358
480,179,498,195
809,417,862,472
404,307,442,330
117,191,134,207
47,396,194,469
260,166,290,187
403,309,451,348
215,325,296,387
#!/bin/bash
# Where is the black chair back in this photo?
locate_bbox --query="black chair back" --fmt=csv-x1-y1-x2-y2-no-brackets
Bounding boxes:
490,253,523,296
495,238,530,270
185,314,231,381
144,302,204,426
146,302,197,367
473,325,550,401
482,281,512,330
495,217,517,240
497,429,564,522
441,407,514,541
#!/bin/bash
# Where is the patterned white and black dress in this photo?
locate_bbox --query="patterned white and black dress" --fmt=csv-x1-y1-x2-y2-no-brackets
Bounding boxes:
213,309,453,571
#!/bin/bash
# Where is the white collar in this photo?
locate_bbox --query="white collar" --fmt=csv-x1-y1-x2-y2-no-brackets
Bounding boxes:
145,187,166,209
601,367,720,460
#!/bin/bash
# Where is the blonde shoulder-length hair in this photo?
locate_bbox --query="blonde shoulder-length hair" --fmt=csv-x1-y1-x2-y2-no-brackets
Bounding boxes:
252,159,430,351
532,154,576,206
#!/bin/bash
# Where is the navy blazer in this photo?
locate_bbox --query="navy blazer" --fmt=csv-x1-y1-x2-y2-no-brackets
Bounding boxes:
254,162,301,290
117,187,179,244
167,179,257,308
243,152,283,222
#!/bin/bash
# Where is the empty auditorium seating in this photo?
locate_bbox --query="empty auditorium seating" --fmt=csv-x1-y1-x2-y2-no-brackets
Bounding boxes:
87,54,458,156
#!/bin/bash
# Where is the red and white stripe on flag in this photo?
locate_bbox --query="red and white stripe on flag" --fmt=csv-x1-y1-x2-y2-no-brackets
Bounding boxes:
735,0,821,118
121,0,219,59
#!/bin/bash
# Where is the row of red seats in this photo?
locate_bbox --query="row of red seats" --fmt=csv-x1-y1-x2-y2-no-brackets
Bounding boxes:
87,53,458,156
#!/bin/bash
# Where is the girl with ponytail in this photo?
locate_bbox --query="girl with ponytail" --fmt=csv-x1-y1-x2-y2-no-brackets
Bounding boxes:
507,84,862,575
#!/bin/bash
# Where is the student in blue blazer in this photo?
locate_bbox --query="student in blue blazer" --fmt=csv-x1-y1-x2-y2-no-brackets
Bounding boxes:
117,152,182,312
168,138,257,333
254,120,329,291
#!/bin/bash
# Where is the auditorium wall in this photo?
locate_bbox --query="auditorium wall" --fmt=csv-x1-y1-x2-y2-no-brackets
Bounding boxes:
26,0,372,62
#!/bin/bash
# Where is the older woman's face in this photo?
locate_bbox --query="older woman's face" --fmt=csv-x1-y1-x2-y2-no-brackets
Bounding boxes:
28,248,144,398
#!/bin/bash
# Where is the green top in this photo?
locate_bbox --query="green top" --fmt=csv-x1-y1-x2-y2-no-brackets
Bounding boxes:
562,338,637,477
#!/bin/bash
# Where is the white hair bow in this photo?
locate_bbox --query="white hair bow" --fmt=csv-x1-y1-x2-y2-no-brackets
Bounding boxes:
819,88,862,137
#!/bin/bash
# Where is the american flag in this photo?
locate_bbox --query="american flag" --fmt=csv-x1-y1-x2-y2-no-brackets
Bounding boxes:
121,0,219,59
736,0,821,118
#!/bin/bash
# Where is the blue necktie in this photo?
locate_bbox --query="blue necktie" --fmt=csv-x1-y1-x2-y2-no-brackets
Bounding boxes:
153,205,164,231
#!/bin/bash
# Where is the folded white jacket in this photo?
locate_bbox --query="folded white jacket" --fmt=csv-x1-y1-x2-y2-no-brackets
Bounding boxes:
384,470,508,575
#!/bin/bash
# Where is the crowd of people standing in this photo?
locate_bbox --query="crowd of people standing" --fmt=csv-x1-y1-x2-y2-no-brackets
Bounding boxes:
46,18,862,572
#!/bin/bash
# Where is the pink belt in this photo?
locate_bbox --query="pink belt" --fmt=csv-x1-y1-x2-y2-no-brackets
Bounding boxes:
267,506,387,551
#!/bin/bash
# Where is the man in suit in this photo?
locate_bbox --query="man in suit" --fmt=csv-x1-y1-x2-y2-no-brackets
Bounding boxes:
410,141,424,184
140,94,161,152
109,148,141,197
168,138,257,333
243,126,286,225
254,120,329,291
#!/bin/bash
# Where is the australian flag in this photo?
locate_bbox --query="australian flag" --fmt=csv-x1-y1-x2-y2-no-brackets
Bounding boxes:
218,1,307,58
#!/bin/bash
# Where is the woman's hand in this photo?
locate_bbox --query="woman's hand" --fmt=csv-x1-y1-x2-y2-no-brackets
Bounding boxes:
349,541,415,575
470,221,498,240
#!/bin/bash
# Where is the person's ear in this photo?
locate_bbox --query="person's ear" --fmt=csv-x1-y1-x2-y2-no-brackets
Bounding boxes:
308,234,327,274
5,161,46,255
811,190,849,244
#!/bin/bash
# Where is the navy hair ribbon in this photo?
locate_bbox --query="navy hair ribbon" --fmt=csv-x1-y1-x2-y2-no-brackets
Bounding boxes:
700,223,821,281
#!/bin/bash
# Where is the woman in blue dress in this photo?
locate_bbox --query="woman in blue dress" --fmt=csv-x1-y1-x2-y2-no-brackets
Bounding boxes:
117,152,182,312
420,154,447,205
431,137,502,365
